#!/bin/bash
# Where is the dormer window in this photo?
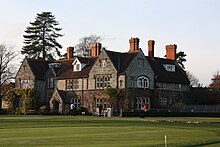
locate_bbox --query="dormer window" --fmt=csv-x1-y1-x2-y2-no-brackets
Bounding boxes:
73,61,81,71
49,63,61,68
72,58,86,71
163,64,175,72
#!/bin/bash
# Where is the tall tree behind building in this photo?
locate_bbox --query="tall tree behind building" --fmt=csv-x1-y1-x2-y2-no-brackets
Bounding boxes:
22,12,63,60
176,51,187,70
0,44,17,110
75,35,101,57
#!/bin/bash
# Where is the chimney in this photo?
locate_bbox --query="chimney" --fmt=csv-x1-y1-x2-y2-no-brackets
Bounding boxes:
91,42,102,57
148,40,155,57
166,44,177,60
129,37,140,52
67,47,74,59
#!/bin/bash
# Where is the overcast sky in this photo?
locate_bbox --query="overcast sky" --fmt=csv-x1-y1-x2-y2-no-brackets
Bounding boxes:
0,0,220,86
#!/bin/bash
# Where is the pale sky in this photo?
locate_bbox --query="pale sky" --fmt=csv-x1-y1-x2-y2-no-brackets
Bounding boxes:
0,0,220,86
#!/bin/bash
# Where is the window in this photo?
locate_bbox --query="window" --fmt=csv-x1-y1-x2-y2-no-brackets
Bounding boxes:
96,78,100,88
23,65,26,71
138,59,144,67
73,60,81,71
104,77,107,88
66,80,79,90
130,80,134,87
107,77,110,86
135,97,150,110
160,98,167,106
137,76,149,88
48,78,54,88
71,98,80,108
119,80,123,87
20,79,29,88
75,80,79,90
96,76,110,89
163,64,175,72
96,97,110,109
100,60,106,67
130,76,135,88
75,64,80,71
100,77,103,88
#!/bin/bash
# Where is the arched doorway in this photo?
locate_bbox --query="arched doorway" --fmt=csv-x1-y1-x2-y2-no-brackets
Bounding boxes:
53,99,60,112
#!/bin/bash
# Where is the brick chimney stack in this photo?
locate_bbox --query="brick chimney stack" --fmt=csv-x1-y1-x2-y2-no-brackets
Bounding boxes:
91,42,102,57
129,37,140,52
166,44,177,60
67,47,74,59
148,40,155,57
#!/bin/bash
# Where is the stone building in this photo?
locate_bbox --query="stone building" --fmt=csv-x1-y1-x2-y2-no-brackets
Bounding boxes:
14,37,190,114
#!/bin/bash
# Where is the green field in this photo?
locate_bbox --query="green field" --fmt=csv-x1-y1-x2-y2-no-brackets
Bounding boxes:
0,116,220,147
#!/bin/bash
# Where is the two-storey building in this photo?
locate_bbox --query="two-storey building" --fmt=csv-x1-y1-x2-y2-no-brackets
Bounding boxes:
14,37,190,114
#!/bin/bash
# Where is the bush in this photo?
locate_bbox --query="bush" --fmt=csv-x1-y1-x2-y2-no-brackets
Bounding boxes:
0,109,7,115
64,108,71,115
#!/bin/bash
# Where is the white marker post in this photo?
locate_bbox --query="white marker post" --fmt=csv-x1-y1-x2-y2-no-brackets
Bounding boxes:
165,135,167,147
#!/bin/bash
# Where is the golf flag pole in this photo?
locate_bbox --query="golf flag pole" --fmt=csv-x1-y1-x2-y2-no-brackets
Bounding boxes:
165,135,167,147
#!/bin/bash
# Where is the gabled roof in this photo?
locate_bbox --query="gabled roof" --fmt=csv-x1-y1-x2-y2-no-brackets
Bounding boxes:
57,57,97,79
57,90,76,104
105,50,138,74
26,58,50,80
146,56,189,84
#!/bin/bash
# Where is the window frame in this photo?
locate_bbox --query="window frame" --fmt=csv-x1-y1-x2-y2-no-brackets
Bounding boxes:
137,76,149,88
160,98,167,106
96,76,110,89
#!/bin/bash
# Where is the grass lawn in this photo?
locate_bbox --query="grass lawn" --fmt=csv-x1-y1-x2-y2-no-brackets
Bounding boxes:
0,116,220,147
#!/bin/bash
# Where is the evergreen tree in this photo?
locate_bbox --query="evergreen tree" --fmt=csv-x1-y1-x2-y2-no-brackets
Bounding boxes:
176,51,187,70
22,12,63,60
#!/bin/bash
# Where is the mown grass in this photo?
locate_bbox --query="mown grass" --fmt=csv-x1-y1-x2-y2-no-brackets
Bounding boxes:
0,116,220,147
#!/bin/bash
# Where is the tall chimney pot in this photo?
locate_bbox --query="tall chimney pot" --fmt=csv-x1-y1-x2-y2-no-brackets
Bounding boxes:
67,47,74,59
148,40,155,57
129,37,140,52
91,42,102,57
166,44,177,60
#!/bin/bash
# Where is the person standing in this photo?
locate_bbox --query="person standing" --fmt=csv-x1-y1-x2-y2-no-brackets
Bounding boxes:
70,103,76,116
99,104,103,117
143,104,147,112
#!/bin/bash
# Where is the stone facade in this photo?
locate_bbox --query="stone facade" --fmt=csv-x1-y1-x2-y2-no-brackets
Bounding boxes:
14,38,190,114
126,50,155,89
15,58,47,102
89,51,118,89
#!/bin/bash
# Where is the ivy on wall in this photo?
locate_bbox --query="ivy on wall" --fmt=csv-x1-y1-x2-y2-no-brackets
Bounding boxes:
7,88,40,114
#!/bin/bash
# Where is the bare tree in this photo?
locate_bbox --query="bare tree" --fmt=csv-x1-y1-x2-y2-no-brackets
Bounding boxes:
0,44,17,109
75,35,101,57
186,71,199,87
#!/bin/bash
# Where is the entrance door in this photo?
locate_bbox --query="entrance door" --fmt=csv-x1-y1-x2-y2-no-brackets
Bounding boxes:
53,100,59,112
